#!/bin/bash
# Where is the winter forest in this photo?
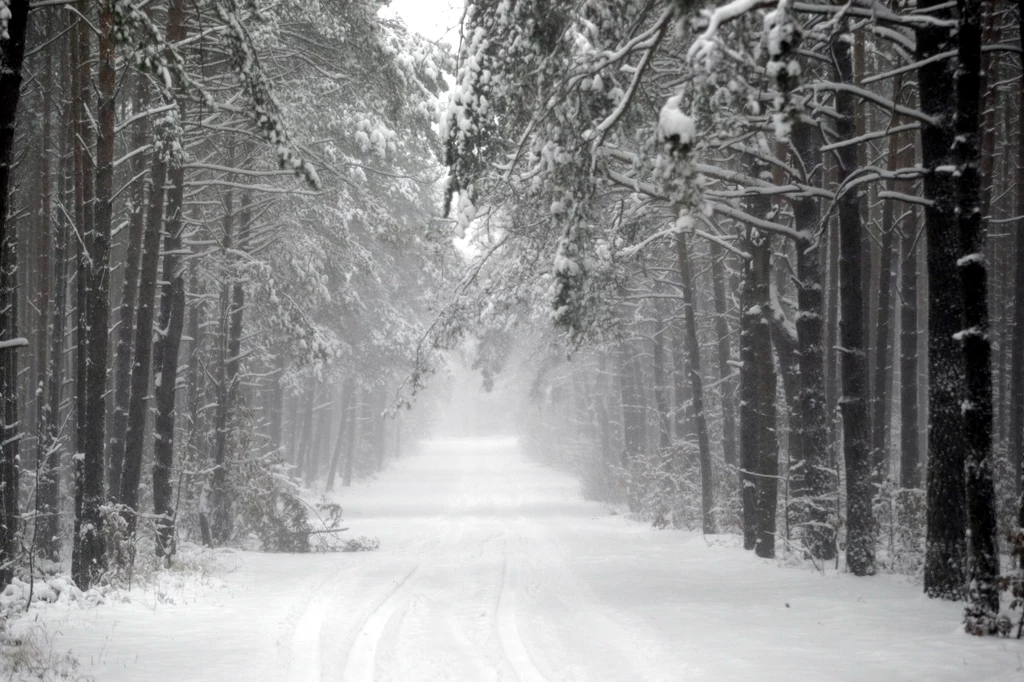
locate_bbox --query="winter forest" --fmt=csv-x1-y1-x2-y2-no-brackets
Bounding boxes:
1,0,1024,679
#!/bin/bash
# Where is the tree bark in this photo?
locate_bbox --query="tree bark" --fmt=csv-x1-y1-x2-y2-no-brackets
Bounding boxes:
900,225,921,489
72,10,106,590
739,219,778,557
118,153,167,528
108,76,150,499
210,185,249,546
870,92,900,482
342,386,362,487
955,0,1000,630
38,33,73,562
917,0,967,599
0,0,28,587
833,20,875,576
1013,7,1024,522
152,155,190,558
676,232,715,534
789,121,835,561
709,244,737,467
326,378,354,492
619,339,647,478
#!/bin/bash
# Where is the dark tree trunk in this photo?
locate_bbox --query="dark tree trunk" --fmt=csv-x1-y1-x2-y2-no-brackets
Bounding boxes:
651,299,672,456
833,22,875,576
790,121,835,561
955,0,1000,630
710,243,737,466
342,386,361,487
326,378,354,492
185,260,207,461
871,113,899,482
294,382,315,480
595,355,613,481
306,393,329,486
373,387,387,473
900,226,921,489
87,0,116,496
676,232,715,534
72,11,105,590
670,325,695,445
825,220,840,462
34,19,54,474
38,40,73,562
108,77,150,499
210,186,249,546
0,0,28,587
118,152,166,528
739,220,778,557
1013,11,1024,522
917,0,967,599
269,358,285,453
619,340,647,475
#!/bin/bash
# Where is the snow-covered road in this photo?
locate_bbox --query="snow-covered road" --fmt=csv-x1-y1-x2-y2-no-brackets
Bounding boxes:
32,438,1022,681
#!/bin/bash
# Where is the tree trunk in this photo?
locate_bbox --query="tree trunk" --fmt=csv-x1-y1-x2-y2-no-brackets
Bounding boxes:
871,96,900,482
651,298,672,456
294,380,316,480
917,0,967,599
833,21,875,577
37,36,73,562
326,378,354,492
184,260,207,461
955,0,1000,630
619,340,647,475
342,386,361,487
710,243,737,466
790,121,835,561
72,10,105,590
739,220,778,557
34,18,54,475
900,226,921,489
210,185,249,546
0,0,28,587
1012,19,1024,518
676,232,715,534
108,76,150,499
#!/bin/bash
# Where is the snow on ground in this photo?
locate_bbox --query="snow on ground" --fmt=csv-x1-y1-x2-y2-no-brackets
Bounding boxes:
16,438,1024,681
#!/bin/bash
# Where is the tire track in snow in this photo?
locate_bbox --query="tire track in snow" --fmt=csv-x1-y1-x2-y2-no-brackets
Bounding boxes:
289,597,331,682
340,564,419,682
286,530,442,682
496,537,548,682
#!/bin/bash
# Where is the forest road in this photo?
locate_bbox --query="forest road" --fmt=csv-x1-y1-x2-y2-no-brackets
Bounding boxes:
296,437,674,682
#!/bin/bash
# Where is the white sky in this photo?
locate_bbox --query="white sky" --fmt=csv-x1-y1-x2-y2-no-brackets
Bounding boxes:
381,0,465,45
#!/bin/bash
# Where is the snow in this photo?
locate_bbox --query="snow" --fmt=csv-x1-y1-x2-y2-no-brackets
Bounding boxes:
19,439,1024,681
657,94,696,148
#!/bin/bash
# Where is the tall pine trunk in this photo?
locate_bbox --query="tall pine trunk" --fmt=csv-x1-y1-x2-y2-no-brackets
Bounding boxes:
900,224,920,489
38,35,73,561
918,0,967,599
676,232,715,533
108,77,150,499
710,243,737,466
739,220,778,557
833,20,874,576
0,0,29,588
72,10,106,589
955,0,999,630
210,185,248,546
790,121,835,561
342,386,361,487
